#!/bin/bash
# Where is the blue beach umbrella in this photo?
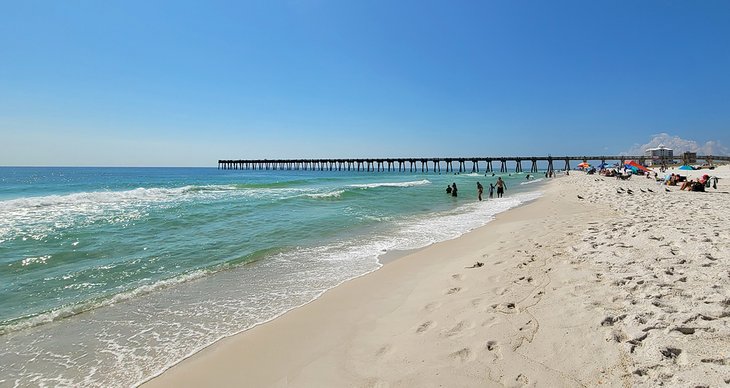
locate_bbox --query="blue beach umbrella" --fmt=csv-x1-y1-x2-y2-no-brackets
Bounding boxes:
678,165,694,170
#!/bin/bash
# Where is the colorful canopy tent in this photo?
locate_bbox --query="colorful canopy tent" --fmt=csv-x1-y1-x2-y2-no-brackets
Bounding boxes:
624,160,651,173
678,165,694,170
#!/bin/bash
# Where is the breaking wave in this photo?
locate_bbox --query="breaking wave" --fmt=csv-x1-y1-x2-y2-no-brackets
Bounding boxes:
348,179,431,189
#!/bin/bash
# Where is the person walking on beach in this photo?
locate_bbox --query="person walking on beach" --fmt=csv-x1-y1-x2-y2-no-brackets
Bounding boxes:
451,183,458,197
496,177,506,198
476,181,484,201
489,183,495,199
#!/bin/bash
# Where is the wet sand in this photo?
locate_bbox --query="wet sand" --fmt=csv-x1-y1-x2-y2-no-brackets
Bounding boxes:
144,165,730,387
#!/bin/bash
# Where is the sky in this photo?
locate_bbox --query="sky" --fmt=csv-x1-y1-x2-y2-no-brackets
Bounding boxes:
1,0,729,166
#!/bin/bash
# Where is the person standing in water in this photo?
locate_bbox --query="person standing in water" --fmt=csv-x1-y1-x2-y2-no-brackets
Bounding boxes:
496,177,506,198
488,183,495,199
451,183,458,197
476,181,484,201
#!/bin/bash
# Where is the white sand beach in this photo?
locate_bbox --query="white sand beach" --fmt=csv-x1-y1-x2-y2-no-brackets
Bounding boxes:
144,165,730,387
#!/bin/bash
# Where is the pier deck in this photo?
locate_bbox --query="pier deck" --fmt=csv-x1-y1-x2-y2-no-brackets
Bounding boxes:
218,155,728,173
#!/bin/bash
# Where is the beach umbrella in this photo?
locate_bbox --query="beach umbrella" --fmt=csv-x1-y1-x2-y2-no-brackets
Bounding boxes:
678,165,694,170
577,162,590,168
624,160,651,172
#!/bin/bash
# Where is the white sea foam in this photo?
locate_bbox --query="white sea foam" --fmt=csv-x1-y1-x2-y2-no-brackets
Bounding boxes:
21,255,51,266
0,269,210,336
0,182,545,387
388,191,543,251
303,190,345,199
0,185,314,241
520,178,545,185
348,179,431,189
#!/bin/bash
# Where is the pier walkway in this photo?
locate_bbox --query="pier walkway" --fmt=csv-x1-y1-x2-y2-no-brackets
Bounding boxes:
218,156,729,173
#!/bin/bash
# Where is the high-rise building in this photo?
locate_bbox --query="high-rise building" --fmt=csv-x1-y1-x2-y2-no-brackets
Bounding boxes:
644,144,673,166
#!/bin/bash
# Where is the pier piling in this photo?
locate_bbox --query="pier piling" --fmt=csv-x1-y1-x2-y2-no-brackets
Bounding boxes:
217,156,728,173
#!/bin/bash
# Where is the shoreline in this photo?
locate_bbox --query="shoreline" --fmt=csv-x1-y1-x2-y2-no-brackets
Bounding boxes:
143,176,629,387
1,170,549,387
136,185,549,387
144,166,730,387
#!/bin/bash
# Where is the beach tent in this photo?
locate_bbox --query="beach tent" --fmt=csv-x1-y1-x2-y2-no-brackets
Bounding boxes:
679,165,694,170
624,160,651,173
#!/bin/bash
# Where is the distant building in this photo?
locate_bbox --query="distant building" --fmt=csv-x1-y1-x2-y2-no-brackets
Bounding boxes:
644,144,673,166
683,151,697,164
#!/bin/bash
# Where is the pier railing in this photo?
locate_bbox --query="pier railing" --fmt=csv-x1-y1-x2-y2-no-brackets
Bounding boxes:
217,155,729,173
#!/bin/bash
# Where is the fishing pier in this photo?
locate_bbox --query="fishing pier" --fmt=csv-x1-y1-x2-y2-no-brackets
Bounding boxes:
218,155,728,173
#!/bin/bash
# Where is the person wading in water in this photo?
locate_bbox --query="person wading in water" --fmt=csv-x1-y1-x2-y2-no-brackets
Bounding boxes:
496,177,506,198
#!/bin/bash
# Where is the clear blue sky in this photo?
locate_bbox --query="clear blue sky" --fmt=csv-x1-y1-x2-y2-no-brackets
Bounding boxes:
1,0,729,166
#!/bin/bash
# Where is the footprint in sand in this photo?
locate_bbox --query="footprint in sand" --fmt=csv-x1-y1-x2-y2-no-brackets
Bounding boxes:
485,340,503,359
444,320,472,337
700,357,729,365
452,273,463,280
424,302,441,312
416,321,434,333
481,316,497,326
516,373,529,385
672,327,695,335
449,347,473,362
375,344,393,358
447,287,462,295
660,347,682,360
491,302,518,314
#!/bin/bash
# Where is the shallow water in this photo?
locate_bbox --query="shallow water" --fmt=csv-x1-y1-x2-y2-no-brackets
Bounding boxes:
0,167,544,387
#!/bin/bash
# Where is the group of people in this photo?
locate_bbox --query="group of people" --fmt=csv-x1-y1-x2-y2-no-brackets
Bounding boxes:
446,177,506,200
678,174,717,192
665,173,685,186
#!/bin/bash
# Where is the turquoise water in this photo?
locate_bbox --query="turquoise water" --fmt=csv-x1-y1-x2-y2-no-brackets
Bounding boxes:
0,167,545,387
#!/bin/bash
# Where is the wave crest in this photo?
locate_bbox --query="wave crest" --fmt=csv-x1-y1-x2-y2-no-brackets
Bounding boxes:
303,190,345,199
348,179,431,189
0,269,210,336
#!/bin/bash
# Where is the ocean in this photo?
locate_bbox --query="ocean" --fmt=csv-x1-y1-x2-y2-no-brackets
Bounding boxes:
0,167,545,387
